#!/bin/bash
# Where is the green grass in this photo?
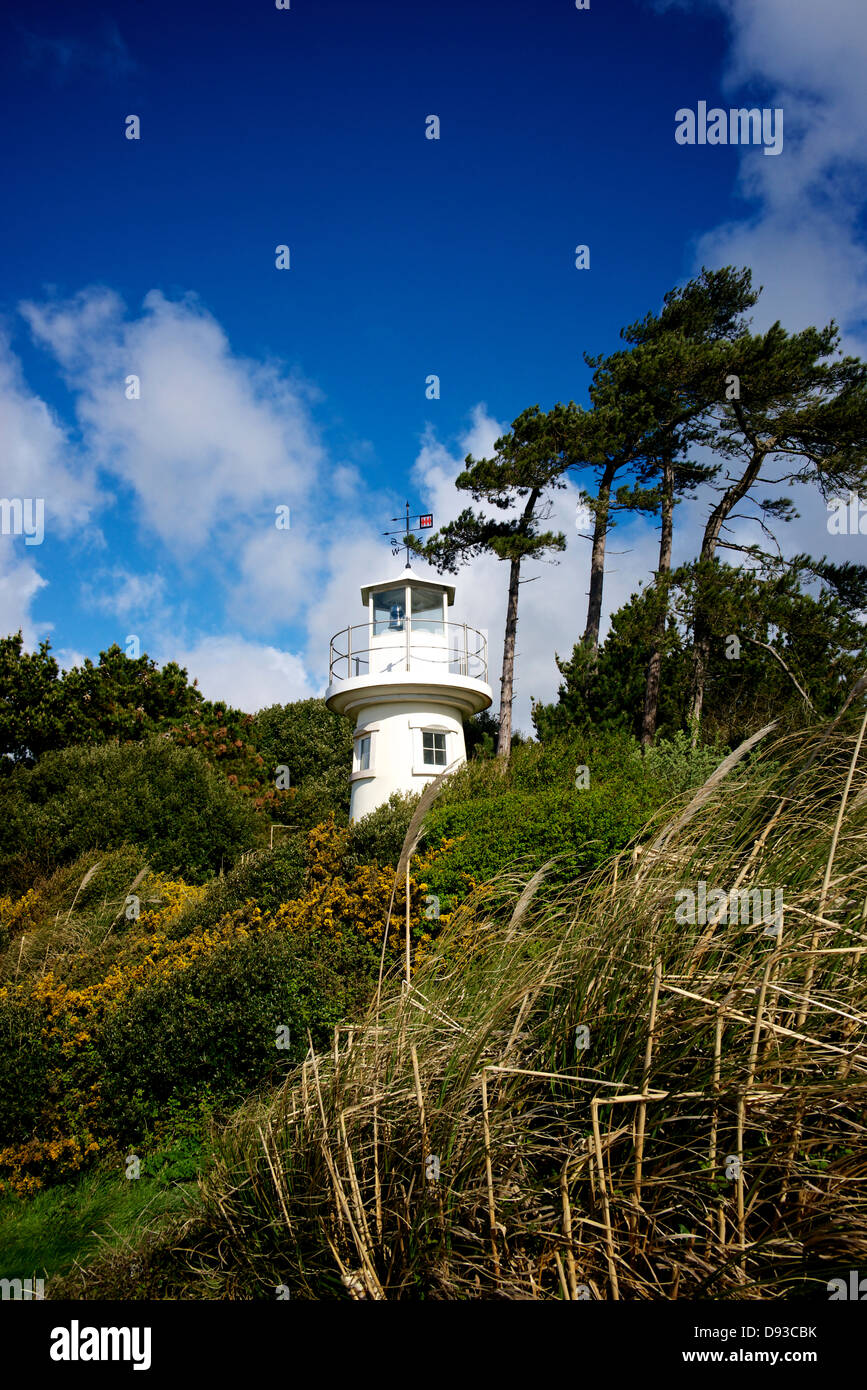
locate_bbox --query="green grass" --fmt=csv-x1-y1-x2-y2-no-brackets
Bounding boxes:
0,1167,197,1283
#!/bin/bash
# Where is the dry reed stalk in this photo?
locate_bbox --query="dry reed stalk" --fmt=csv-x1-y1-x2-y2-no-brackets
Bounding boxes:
64,861,102,927
798,707,867,1032
503,861,552,943
590,1099,619,1299
405,862,411,988
14,933,26,980
553,1250,570,1300
735,1095,746,1270
307,1035,383,1299
301,1056,310,1118
100,865,149,944
480,1068,501,1283
660,981,862,1060
257,1124,293,1236
633,956,662,1213
339,1112,374,1252
410,1044,431,1178
707,1009,725,1259
747,954,776,1087
372,1103,382,1243
560,1162,578,1299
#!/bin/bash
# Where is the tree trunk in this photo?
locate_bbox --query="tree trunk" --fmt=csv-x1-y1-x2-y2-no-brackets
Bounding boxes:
641,452,674,748
687,446,767,739
495,487,541,761
582,461,617,652
496,554,521,758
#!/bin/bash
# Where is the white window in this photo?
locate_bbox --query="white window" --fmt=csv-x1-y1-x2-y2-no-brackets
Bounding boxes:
421,730,447,767
355,734,371,772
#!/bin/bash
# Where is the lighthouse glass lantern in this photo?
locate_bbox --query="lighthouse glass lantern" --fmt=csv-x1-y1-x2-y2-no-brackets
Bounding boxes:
326,564,492,821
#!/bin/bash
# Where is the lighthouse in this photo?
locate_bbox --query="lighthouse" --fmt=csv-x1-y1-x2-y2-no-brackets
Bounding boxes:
325,564,493,821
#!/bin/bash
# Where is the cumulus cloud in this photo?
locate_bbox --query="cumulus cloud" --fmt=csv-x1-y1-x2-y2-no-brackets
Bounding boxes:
0,550,50,646
666,0,867,347
0,331,102,643
164,635,318,713
21,288,326,553
0,334,98,539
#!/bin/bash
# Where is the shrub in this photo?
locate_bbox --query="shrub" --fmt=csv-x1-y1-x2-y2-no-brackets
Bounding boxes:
0,739,265,890
636,729,730,796
95,925,378,1138
253,699,353,786
342,792,420,871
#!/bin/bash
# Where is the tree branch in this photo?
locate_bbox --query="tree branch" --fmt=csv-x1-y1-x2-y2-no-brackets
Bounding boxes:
741,636,816,712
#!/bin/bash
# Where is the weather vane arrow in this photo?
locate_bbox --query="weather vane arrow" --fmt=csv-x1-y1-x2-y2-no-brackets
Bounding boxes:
382,501,434,565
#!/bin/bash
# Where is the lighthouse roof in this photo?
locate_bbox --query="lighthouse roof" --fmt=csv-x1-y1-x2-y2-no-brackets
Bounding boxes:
360,565,455,607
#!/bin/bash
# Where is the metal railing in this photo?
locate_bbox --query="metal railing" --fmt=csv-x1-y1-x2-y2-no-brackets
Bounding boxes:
329,619,488,683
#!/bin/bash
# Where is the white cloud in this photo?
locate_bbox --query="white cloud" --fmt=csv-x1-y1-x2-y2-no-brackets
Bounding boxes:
0,547,50,645
673,0,867,347
165,635,317,713
0,334,99,540
81,567,168,622
21,288,326,553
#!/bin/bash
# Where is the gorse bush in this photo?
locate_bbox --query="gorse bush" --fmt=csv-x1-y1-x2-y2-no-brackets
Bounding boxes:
0,813,447,1193
0,739,264,890
94,923,379,1138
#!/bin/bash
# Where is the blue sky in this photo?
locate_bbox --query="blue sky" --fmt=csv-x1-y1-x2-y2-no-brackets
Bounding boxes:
2,0,866,728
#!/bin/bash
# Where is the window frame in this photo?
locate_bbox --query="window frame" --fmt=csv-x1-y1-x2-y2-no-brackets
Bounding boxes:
421,730,448,767
411,722,452,777
350,725,378,782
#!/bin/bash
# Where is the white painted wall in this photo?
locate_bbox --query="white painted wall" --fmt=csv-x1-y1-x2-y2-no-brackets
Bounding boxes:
348,698,467,821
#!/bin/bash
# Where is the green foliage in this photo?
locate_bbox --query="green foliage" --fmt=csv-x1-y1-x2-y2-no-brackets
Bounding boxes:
420,732,669,907
253,698,353,786
342,792,420,872
91,927,379,1140
536,556,867,747
171,837,308,939
0,1169,192,1284
635,729,728,796
0,739,264,890
252,699,353,829
281,765,351,832
0,635,207,764
463,710,499,759
0,999,58,1144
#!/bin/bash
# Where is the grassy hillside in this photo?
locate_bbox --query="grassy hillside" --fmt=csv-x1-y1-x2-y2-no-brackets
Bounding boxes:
3,717,862,1299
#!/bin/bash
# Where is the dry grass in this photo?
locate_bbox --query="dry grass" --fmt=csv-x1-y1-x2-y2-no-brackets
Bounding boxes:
180,721,867,1299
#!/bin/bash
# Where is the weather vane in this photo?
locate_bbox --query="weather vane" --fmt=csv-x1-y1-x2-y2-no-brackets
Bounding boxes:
383,501,434,565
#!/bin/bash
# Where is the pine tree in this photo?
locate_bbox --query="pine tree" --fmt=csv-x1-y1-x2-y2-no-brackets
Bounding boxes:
410,405,569,758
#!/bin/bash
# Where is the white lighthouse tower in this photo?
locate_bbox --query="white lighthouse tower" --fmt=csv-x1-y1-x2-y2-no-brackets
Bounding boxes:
325,564,492,821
